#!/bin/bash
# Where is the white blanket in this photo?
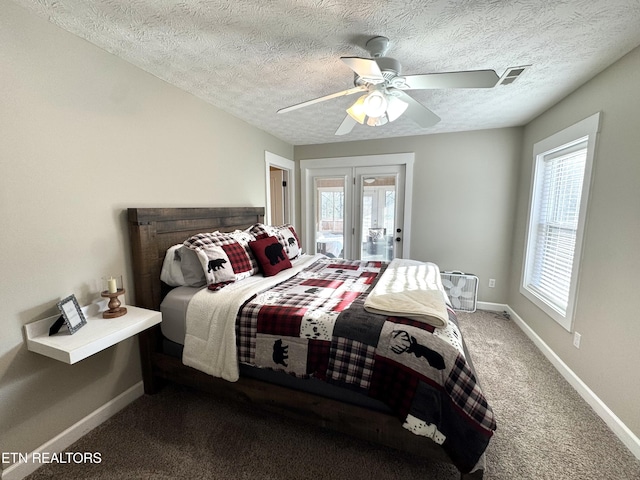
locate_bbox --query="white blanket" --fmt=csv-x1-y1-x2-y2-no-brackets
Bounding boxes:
182,254,323,382
363,258,450,328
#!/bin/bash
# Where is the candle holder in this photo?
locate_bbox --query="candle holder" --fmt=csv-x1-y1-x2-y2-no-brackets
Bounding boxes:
101,289,127,318
101,275,127,319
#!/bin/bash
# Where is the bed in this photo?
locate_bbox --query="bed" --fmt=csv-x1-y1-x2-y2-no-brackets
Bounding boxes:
127,207,495,479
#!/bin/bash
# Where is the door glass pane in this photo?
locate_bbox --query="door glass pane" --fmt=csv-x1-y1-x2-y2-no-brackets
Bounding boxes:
314,177,345,258
360,175,396,261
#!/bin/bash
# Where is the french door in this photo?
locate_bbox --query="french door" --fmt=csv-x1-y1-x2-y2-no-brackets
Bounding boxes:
301,155,412,261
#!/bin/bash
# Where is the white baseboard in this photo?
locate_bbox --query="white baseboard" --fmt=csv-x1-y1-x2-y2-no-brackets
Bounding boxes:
2,381,144,480
476,301,508,312
504,305,640,461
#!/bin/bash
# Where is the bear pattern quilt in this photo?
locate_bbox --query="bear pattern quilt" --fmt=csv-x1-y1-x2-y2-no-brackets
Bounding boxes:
235,257,496,473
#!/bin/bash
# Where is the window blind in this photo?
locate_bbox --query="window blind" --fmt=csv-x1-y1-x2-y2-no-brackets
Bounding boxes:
522,112,599,330
527,146,587,314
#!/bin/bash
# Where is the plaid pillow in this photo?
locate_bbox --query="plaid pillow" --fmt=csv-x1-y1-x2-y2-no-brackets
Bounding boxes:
184,232,255,288
249,223,301,260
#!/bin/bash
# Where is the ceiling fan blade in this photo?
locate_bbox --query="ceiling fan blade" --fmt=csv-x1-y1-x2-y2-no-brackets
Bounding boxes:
278,86,367,114
341,57,384,83
335,115,358,136
402,70,499,89
394,91,440,128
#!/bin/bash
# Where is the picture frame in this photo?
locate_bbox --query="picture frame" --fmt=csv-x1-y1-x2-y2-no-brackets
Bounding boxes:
56,294,87,334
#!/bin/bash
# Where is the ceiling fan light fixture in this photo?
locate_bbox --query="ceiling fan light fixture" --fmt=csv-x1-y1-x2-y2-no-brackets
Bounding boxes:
346,95,367,124
362,90,388,118
366,114,388,127
386,96,408,122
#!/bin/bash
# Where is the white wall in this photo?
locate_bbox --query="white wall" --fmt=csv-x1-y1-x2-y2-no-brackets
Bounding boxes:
0,1,292,469
508,46,640,437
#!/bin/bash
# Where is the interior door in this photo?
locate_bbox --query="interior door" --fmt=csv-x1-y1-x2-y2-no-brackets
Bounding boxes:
265,151,295,225
269,168,285,225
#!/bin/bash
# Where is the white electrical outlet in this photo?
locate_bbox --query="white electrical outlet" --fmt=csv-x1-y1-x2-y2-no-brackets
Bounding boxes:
573,332,581,349
488,279,496,288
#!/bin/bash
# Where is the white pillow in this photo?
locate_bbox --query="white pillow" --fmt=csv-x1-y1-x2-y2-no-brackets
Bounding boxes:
160,245,185,287
178,246,207,287
160,245,206,287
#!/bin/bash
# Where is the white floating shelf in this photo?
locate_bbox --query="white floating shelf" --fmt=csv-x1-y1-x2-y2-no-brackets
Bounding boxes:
24,305,161,364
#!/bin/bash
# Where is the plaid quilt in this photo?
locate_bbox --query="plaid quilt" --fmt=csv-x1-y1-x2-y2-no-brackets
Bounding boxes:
236,257,496,473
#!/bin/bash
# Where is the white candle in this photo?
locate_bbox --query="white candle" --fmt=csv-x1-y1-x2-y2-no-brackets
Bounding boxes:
107,277,117,294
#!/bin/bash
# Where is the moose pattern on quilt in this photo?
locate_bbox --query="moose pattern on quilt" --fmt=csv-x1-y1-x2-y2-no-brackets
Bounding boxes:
235,257,496,473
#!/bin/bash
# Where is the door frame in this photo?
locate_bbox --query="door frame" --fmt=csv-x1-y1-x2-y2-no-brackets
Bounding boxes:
265,151,295,225
300,153,414,258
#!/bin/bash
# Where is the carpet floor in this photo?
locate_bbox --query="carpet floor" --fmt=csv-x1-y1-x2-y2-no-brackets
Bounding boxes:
25,310,640,479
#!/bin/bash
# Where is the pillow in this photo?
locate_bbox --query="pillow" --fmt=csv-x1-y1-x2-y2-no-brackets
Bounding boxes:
249,236,292,277
160,245,185,287
159,245,206,287
184,232,255,289
178,246,207,287
228,229,260,275
249,223,302,260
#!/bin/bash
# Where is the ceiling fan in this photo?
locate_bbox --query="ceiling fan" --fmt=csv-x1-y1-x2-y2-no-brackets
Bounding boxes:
277,36,499,136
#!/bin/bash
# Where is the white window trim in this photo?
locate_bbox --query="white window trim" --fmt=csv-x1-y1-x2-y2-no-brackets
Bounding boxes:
521,112,600,331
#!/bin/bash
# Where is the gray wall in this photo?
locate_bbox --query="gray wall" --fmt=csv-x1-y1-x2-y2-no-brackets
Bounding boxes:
508,46,640,437
0,2,292,468
295,128,523,304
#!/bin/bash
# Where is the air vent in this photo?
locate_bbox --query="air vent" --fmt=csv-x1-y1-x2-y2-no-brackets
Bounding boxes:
497,65,530,86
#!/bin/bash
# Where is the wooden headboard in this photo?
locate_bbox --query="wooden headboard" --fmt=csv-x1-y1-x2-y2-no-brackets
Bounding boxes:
127,207,265,311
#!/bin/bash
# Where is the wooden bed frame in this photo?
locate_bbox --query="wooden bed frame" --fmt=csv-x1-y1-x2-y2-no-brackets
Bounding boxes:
127,207,484,480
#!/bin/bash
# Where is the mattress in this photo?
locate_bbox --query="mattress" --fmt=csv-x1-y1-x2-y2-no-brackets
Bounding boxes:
160,285,203,345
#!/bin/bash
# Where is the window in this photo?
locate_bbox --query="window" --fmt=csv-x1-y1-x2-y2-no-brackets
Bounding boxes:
317,180,345,233
521,113,600,331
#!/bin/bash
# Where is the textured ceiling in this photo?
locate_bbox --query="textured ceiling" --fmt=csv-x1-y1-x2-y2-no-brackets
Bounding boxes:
12,0,640,145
